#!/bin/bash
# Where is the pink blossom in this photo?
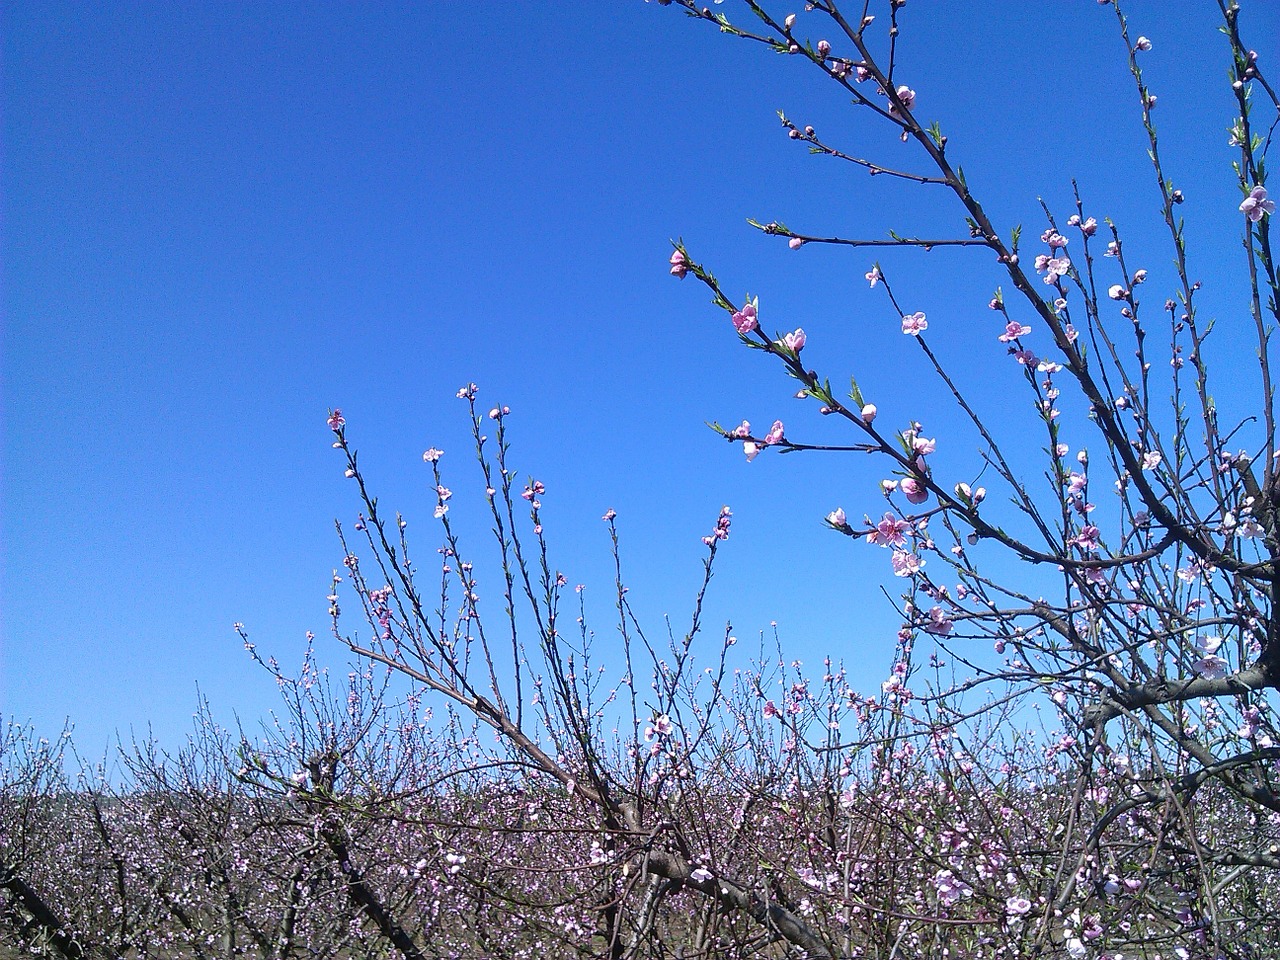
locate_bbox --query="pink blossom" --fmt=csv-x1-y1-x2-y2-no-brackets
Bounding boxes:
1043,257,1070,283
911,435,937,455
865,265,882,287
1195,635,1223,655
1108,284,1128,300
900,477,928,505
1192,655,1228,679
783,328,807,352
669,249,688,278
1238,516,1264,538
602,508,617,521
1134,36,1152,51
788,237,805,250
731,299,759,333
861,403,878,423
816,39,831,57
743,441,761,462
1241,185,1275,222
933,869,972,905
732,420,751,439
901,311,928,336
999,321,1031,342
890,85,916,115
867,512,911,547
1081,217,1098,236
422,447,443,462
891,550,924,577
763,700,780,719
1072,524,1101,553
826,507,848,527
1006,896,1033,917
653,714,673,736
763,420,785,445
327,409,346,431
1141,451,1161,470
922,606,953,636
456,382,478,399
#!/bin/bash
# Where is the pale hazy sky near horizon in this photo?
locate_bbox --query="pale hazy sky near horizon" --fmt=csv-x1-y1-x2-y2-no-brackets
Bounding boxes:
4,1,1275,755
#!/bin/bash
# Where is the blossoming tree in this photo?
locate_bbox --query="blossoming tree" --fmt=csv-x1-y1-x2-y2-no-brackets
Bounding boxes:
661,0,1280,954
5,2,1280,959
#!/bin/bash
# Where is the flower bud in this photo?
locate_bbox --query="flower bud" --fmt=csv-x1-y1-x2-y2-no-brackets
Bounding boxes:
901,477,928,505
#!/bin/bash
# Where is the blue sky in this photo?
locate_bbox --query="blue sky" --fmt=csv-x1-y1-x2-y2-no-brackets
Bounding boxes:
4,1,1274,754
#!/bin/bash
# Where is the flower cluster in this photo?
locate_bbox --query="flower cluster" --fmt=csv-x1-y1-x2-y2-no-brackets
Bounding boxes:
701,505,733,546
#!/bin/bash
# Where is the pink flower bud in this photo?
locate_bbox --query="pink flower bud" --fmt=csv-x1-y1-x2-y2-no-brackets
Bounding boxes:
901,477,928,505
788,237,804,250
861,403,878,423
731,300,759,334
816,39,831,57
669,249,688,278
783,328,807,352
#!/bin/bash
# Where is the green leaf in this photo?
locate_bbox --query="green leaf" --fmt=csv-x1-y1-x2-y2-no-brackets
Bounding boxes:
849,376,864,408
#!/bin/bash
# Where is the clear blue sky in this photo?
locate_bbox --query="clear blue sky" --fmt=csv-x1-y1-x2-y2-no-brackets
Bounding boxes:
3,2,1273,754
